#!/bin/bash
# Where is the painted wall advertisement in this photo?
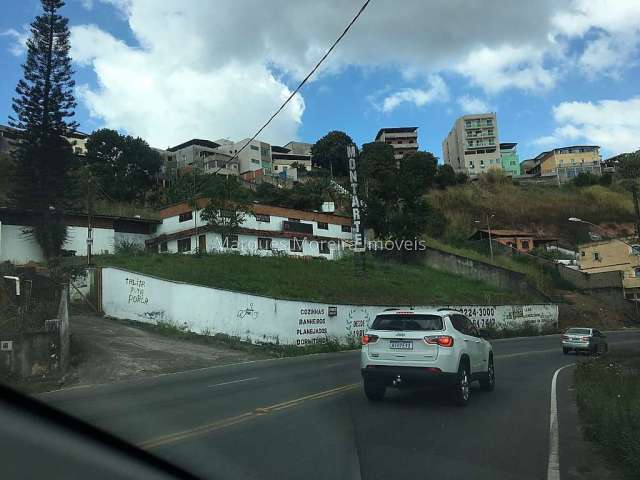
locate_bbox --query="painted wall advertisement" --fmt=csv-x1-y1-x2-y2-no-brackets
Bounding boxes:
101,268,559,346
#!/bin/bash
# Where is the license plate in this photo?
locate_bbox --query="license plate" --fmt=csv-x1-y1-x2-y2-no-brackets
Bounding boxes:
390,340,413,350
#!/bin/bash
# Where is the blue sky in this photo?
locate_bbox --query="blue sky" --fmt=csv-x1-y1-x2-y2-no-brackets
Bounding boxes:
2,0,640,161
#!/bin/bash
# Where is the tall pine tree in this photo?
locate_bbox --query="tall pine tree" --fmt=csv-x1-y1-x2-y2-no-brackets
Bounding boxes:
9,0,78,259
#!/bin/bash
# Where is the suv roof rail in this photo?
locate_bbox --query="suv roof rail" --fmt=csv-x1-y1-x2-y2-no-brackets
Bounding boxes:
383,307,401,312
437,307,460,312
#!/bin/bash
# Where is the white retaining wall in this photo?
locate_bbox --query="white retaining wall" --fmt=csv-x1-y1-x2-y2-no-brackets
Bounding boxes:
101,267,559,346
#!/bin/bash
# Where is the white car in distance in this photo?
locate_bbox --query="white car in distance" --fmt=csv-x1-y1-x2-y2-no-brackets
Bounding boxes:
360,309,495,406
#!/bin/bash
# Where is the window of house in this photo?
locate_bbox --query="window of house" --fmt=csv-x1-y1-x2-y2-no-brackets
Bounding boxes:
635,268,640,278
250,145,259,151
255,214,270,222
179,211,193,222
251,158,260,164
631,245,640,255
581,251,585,257
342,225,352,233
317,222,328,230
486,119,493,125
290,238,303,253
258,237,272,250
222,234,239,249
593,252,600,261
160,242,168,253
318,241,330,254
177,238,191,253
521,240,530,249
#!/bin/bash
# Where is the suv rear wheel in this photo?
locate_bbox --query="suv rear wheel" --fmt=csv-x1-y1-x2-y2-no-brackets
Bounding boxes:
479,355,495,392
363,379,385,402
451,361,470,406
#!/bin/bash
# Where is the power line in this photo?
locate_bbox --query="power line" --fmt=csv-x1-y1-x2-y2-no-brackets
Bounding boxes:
211,0,372,175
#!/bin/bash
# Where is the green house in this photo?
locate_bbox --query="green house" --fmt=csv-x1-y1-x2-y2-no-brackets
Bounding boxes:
500,143,520,176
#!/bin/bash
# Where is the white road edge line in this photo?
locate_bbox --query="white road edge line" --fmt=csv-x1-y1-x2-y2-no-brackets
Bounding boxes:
547,363,574,480
207,377,258,388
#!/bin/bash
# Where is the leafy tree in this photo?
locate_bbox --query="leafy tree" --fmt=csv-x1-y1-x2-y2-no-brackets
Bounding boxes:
85,128,161,202
434,164,457,188
402,151,438,190
200,177,252,250
616,151,640,178
358,143,440,245
311,131,356,177
9,0,78,258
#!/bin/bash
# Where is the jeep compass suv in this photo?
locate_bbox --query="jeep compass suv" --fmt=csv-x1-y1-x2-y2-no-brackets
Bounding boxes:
360,309,495,406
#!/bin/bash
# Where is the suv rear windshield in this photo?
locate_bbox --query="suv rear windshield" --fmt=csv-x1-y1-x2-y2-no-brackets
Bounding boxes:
566,328,591,335
371,314,443,331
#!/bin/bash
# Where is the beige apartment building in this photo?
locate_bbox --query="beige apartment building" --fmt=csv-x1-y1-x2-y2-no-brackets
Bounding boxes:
579,239,640,293
528,146,601,183
442,113,501,177
374,127,418,160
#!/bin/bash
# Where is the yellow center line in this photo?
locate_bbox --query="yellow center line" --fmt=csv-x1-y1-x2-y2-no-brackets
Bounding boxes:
138,383,360,450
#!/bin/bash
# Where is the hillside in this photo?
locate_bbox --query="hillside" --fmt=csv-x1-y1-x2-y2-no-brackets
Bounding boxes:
95,253,534,305
428,181,636,246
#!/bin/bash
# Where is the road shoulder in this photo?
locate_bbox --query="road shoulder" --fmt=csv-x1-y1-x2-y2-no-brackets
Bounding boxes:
557,360,622,480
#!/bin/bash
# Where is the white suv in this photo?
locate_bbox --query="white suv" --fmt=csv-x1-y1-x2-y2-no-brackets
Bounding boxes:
360,309,495,406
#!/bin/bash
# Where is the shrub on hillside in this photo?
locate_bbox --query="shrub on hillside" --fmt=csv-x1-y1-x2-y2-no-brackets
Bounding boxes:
573,172,599,187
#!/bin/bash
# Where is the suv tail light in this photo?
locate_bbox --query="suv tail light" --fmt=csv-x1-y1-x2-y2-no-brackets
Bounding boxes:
424,335,454,347
362,334,379,345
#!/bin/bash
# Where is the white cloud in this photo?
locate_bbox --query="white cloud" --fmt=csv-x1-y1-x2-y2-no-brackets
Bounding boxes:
454,45,558,94
379,76,448,113
534,97,640,153
69,0,640,144
457,95,490,114
80,0,95,9
1,28,29,56
71,23,304,148
553,0,640,77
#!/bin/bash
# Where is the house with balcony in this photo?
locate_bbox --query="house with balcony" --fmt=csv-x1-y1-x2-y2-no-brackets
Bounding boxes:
147,200,354,260
374,127,419,160
442,113,501,177
527,146,602,183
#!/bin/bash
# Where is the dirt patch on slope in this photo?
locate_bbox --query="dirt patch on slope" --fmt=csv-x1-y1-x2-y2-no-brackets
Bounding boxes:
64,314,267,388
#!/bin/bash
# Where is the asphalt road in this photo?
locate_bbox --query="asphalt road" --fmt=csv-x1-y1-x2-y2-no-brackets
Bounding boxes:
40,331,640,480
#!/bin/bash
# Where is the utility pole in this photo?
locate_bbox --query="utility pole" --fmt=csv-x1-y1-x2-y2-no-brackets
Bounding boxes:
193,164,199,253
486,213,495,261
86,170,94,266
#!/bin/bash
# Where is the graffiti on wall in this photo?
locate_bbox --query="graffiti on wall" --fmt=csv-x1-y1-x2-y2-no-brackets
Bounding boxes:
125,277,148,305
237,303,259,320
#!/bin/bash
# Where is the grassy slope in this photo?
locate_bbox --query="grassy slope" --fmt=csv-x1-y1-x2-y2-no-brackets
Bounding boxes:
428,182,636,245
575,351,640,478
96,253,532,305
